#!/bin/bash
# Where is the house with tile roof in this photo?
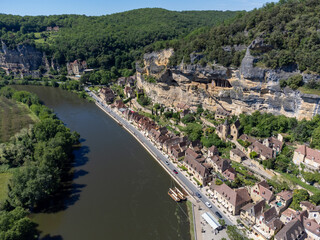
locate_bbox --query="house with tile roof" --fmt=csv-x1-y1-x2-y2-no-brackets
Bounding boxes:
254,207,283,240
248,141,275,160
230,148,247,163
250,180,274,204
211,183,251,215
303,217,320,240
263,137,284,155
274,219,306,240
240,200,265,227
208,145,219,157
280,208,308,225
184,155,211,186
293,145,320,171
209,156,231,174
271,190,293,214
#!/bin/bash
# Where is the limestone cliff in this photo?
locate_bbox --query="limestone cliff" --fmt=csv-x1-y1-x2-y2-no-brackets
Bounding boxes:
0,41,43,77
136,48,320,120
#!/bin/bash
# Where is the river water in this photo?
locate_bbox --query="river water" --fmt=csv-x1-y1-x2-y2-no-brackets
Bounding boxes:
13,86,190,240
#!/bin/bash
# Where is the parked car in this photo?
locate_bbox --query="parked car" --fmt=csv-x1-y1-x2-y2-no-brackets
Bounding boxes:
205,202,212,208
173,169,178,174
195,192,201,198
215,211,222,219
165,161,169,165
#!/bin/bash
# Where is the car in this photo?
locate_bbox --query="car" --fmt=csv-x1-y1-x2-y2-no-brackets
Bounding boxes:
215,211,223,219
195,192,201,198
205,202,212,208
165,161,170,165
173,169,178,174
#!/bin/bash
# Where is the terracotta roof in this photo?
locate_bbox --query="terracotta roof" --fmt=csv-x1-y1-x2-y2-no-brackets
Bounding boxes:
268,137,284,151
184,157,210,178
222,167,237,181
300,201,316,211
277,190,293,201
185,148,200,159
239,134,256,144
275,219,305,240
267,218,284,232
208,145,218,154
249,141,273,159
258,181,274,202
211,156,230,173
231,148,246,158
213,183,251,208
295,145,320,164
303,217,320,237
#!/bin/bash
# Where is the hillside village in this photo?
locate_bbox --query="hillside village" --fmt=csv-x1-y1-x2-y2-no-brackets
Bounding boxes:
94,74,320,240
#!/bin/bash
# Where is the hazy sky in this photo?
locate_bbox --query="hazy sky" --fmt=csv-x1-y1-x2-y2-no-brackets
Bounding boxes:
2,0,275,16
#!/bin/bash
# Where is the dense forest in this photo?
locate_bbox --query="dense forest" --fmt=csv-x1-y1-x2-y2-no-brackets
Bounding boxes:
152,0,320,73
0,9,238,71
0,86,79,238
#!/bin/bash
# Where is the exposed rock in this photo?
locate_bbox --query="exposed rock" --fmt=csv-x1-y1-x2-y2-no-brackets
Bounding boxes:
0,41,43,75
136,49,320,120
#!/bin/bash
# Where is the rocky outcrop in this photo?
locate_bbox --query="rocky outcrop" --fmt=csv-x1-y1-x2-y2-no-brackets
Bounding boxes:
0,41,43,76
137,48,320,120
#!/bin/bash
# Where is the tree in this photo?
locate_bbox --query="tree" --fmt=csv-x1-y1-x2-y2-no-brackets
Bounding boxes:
311,126,320,150
0,207,39,240
290,189,310,210
310,193,320,205
250,151,258,159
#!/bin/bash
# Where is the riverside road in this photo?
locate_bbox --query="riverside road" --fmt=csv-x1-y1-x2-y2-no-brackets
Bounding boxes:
87,88,233,226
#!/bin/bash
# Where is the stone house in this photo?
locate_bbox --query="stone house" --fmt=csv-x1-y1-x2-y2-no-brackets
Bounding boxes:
240,200,265,227
280,208,307,225
309,206,320,225
176,102,190,111
124,86,135,98
300,201,316,212
263,137,284,155
303,217,320,240
293,145,320,171
222,167,237,181
99,87,114,103
184,155,211,186
230,119,241,140
66,60,87,75
209,155,231,174
216,119,230,141
248,141,274,160
208,145,219,157
211,183,251,215
250,180,274,204
255,207,283,240
171,143,187,160
117,77,126,86
270,190,293,214
239,134,257,145
274,219,306,240
230,148,247,163
215,107,231,120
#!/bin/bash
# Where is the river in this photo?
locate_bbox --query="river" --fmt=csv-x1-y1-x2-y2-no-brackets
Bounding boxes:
13,85,191,240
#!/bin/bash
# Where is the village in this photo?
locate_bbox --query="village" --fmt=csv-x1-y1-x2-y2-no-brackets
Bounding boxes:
92,75,320,240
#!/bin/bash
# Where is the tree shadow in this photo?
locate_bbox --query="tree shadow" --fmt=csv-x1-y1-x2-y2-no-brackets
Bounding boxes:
41,235,63,240
33,143,90,213
73,145,89,167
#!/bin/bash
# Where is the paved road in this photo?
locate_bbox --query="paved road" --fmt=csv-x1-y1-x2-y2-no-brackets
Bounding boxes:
86,88,234,226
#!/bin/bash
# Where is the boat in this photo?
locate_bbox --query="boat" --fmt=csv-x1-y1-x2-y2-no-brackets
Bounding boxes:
174,187,186,200
168,188,180,202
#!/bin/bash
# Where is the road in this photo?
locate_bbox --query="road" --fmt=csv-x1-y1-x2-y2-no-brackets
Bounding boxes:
86,88,234,226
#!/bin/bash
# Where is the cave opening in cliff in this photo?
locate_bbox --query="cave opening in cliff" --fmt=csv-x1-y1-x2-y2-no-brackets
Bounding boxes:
212,79,232,88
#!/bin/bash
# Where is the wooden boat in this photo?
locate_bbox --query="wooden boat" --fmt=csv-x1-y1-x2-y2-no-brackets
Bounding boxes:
174,187,186,200
168,188,180,202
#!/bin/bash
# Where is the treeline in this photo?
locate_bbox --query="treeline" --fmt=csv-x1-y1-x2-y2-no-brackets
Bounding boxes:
158,0,320,73
0,86,79,239
239,111,320,149
0,9,238,71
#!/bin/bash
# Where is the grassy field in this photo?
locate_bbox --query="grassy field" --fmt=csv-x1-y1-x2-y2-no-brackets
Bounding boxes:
298,86,320,96
0,172,12,203
0,96,37,143
186,201,195,240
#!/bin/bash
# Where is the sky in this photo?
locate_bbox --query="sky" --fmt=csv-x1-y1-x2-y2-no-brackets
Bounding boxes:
1,0,275,16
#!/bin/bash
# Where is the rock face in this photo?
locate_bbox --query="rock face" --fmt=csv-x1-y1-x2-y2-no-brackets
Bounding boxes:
137,48,320,120
0,41,43,76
